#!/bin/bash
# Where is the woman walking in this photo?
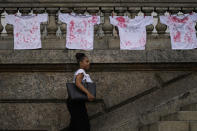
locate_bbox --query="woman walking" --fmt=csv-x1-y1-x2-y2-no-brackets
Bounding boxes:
66,53,95,131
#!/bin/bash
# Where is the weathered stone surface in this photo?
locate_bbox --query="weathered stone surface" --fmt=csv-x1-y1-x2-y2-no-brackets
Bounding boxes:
160,111,197,121
0,73,72,99
91,72,159,107
155,71,190,83
1,1,197,131
149,121,189,131
0,72,158,108
190,121,197,131
180,103,197,111
0,103,69,131
90,73,197,131
0,71,196,131
0,49,197,64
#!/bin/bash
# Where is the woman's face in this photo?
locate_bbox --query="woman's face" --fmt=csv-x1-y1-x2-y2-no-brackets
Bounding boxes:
80,57,90,70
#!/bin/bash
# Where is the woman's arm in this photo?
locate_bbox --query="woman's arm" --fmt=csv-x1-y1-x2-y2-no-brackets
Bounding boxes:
75,73,95,101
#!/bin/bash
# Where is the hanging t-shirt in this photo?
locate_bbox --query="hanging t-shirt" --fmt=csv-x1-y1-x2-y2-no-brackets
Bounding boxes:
58,13,100,50
160,13,197,50
110,16,153,50
5,14,48,49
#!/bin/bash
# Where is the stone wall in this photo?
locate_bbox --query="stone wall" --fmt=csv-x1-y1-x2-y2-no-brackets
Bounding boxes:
1,0,197,131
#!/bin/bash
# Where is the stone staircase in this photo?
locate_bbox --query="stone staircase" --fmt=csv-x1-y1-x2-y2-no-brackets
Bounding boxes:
139,103,197,131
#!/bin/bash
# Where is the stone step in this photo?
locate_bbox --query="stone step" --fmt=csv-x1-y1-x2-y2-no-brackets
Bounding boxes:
139,121,189,131
190,121,197,131
180,103,197,111
160,111,197,121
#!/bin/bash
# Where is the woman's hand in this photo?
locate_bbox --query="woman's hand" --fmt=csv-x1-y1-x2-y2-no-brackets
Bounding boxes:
87,92,95,101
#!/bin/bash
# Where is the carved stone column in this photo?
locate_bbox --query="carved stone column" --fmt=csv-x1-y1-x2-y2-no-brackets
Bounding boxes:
169,7,181,15
18,8,31,15
182,7,193,14
155,7,168,34
115,7,127,16
111,10,118,37
46,8,58,37
74,7,86,14
142,7,154,33
128,7,141,18
101,7,113,36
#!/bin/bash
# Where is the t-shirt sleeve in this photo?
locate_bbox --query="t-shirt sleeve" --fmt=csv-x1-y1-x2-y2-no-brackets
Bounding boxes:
160,16,169,25
190,12,197,22
58,13,70,24
5,14,16,25
143,16,154,26
109,16,118,26
38,13,48,23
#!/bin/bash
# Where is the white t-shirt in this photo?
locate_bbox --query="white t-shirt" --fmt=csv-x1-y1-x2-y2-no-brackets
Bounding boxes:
110,16,153,50
5,14,48,49
160,13,197,50
73,69,93,83
59,13,100,50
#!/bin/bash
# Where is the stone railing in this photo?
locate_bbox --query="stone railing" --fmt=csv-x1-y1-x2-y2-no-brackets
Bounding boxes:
0,0,197,64
0,5,197,38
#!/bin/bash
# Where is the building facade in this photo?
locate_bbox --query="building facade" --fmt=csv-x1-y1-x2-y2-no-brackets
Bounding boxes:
1,0,197,131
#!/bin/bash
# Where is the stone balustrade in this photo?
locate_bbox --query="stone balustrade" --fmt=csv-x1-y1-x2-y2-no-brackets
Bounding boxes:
0,7,196,39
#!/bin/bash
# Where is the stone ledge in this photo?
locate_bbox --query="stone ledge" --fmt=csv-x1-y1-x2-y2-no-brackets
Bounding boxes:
0,0,197,7
0,49,197,64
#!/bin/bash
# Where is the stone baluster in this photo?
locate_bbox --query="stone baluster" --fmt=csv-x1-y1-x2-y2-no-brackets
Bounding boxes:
101,7,113,36
1,10,9,37
18,8,31,15
182,7,194,14
59,8,72,38
111,10,118,37
137,8,144,16
16,10,22,16
46,8,58,38
74,7,86,14
155,7,168,34
56,10,62,39
5,8,18,36
128,7,141,18
168,7,181,15
84,9,89,16
96,9,104,38
33,8,46,14
177,10,184,16
124,9,131,18
29,9,34,15
164,10,170,33
0,8,4,36
115,7,127,16
42,9,48,38
87,7,100,35
142,7,154,33
151,10,158,34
